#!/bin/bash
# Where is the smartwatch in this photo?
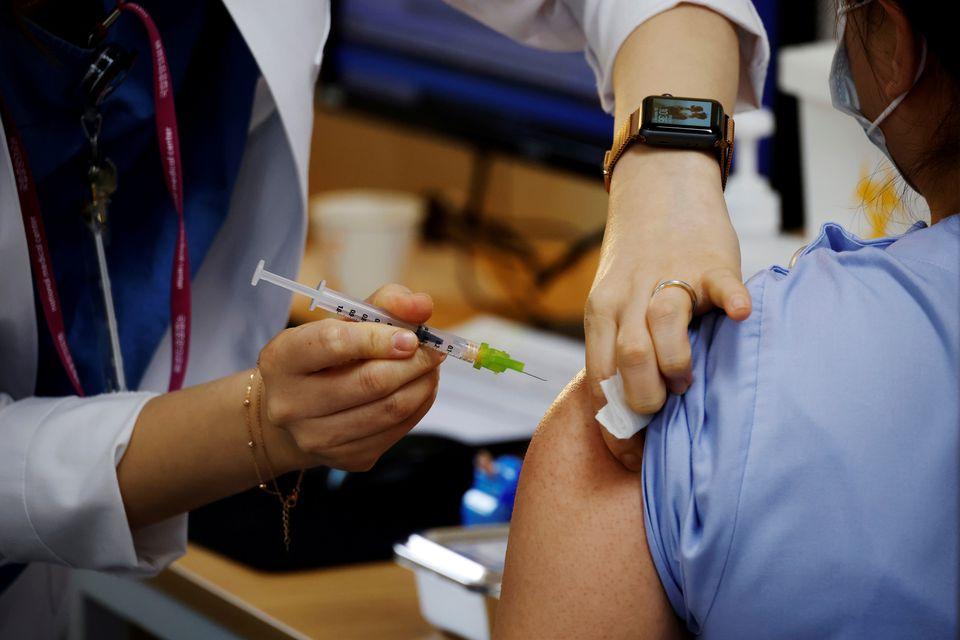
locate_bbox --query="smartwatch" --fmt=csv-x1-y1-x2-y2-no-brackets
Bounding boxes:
602,94,734,192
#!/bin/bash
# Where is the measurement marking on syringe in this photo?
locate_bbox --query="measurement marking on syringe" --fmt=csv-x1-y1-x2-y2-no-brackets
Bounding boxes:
251,259,545,380
335,305,392,325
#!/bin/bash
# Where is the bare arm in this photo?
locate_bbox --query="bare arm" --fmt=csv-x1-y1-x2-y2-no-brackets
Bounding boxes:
588,4,750,470
493,372,683,639
118,285,442,530
611,4,740,125
118,370,302,531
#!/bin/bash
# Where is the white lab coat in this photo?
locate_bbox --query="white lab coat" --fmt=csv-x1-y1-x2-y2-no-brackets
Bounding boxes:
0,0,767,635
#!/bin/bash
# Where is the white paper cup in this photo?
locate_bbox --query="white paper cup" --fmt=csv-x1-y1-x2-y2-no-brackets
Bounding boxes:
310,190,425,298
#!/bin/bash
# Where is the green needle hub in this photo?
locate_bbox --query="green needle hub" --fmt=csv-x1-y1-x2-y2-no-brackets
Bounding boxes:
473,342,525,375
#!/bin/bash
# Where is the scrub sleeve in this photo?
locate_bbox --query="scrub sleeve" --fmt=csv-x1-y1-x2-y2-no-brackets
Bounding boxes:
641,220,959,638
641,276,766,634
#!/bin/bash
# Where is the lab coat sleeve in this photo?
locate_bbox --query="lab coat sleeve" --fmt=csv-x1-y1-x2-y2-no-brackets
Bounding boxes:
0,392,187,577
443,0,769,113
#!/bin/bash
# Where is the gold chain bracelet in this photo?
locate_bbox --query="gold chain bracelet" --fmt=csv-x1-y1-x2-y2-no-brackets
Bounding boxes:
243,368,305,551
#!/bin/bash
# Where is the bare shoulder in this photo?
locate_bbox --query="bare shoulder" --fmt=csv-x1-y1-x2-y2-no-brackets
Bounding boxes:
493,371,684,640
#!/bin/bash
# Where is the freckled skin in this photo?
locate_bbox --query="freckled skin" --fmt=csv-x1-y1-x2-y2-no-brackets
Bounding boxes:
493,371,685,639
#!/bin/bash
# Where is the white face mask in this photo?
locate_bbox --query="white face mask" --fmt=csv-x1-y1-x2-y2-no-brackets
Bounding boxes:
829,0,927,169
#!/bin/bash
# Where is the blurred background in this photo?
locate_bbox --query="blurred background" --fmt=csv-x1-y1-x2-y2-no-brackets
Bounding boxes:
90,2,932,639
299,0,923,338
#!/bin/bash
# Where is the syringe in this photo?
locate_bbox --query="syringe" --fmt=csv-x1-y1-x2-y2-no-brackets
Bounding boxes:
251,260,545,380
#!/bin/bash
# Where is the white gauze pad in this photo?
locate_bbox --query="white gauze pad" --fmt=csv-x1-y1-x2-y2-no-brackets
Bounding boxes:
596,372,654,440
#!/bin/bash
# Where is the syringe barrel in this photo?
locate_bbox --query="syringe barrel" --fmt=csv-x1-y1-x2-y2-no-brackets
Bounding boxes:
313,290,478,362
415,325,479,363
252,260,478,362
317,288,418,331
319,292,478,362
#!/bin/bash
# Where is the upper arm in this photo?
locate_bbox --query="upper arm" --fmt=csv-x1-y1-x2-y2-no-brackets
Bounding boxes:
444,0,769,113
494,372,684,639
498,248,959,637
495,274,769,638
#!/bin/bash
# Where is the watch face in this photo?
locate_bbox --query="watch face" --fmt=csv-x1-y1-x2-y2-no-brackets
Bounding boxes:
639,95,723,150
649,96,716,129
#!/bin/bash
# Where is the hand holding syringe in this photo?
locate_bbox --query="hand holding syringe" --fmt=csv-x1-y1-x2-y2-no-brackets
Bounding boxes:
252,260,545,380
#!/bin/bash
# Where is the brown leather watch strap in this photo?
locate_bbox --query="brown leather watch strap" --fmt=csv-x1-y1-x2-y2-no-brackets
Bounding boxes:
602,107,734,193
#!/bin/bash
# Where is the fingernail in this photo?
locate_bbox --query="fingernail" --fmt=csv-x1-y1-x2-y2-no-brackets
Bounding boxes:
730,295,750,311
621,452,641,471
393,331,419,352
668,379,688,395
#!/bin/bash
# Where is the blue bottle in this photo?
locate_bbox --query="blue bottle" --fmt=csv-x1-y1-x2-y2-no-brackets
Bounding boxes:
461,453,523,526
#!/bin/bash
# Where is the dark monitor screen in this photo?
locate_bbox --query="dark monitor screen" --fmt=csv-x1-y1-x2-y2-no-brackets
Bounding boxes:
323,0,614,176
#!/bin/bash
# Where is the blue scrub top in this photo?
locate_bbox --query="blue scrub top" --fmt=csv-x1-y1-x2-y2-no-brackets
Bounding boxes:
642,216,959,638
0,1,260,395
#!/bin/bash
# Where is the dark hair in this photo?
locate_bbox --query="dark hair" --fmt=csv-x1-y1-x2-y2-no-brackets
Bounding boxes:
855,0,960,186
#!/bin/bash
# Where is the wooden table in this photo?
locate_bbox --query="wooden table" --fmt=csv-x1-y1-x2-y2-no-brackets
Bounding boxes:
72,544,444,640
159,544,442,639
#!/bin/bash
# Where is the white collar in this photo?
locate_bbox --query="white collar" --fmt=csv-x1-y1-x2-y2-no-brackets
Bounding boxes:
222,0,330,205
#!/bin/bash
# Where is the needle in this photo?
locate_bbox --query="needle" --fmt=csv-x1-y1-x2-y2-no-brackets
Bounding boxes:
253,259,545,380
521,370,548,382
